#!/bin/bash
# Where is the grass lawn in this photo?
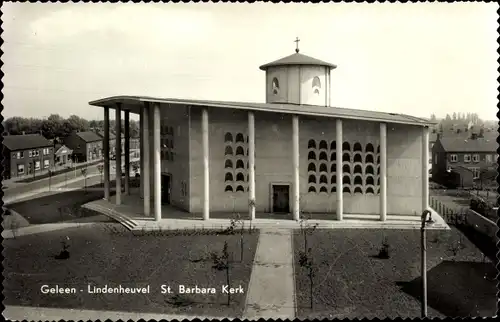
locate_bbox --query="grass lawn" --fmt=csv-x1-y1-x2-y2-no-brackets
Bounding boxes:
3,223,259,318
293,227,496,319
6,178,140,225
7,187,106,225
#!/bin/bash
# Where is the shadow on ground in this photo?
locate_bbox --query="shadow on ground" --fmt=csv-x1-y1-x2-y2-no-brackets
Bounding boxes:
396,260,496,318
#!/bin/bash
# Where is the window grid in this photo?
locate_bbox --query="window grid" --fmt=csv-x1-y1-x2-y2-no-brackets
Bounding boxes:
224,131,249,193
307,139,380,195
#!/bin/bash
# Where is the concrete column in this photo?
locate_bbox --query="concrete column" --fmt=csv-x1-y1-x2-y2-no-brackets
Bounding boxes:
115,104,122,205
379,123,387,221
248,111,256,220
103,108,110,201
422,126,430,213
139,110,144,199
124,110,130,195
149,106,155,198
202,107,210,220
142,103,151,216
153,103,162,222
292,115,300,221
336,119,343,220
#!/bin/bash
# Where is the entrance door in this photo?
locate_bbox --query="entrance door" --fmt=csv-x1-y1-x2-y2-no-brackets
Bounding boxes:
272,185,290,213
161,174,171,204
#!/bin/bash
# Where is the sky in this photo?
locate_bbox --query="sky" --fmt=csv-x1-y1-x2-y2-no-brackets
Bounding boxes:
1,2,498,121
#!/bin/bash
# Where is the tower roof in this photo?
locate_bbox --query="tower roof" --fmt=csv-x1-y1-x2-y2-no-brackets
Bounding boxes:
259,52,337,71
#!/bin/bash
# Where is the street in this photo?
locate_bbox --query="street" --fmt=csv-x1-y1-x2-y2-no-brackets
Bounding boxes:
3,158,139,203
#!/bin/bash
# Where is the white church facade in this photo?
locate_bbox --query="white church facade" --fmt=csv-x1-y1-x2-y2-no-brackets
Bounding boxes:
90,44,433,222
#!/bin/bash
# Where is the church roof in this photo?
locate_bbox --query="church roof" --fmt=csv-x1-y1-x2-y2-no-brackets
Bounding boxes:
259,52,337,70
89,96,435,127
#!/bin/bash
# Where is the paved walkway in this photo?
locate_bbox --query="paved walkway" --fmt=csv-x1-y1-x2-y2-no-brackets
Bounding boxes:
82,197,450,231
243,229,296,319
3,305,225,321
1,220,104,239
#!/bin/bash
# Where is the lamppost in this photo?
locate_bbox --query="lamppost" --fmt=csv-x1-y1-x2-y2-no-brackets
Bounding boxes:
420,209,434,318
48,169,52,191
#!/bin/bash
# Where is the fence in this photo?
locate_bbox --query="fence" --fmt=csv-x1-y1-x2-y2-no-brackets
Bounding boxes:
429,197,469,226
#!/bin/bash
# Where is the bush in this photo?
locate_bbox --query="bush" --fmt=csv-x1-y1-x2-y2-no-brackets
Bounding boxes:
470,196,492,216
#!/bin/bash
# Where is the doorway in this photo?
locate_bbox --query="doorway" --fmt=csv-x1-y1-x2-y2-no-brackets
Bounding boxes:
272,184,290,213
161,174,171,205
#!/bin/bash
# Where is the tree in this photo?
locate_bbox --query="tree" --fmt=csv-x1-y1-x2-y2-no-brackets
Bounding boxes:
67,115,90,132
452,112,457,120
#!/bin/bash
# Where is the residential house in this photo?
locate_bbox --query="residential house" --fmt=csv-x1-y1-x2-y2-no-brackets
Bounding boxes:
54,144,74,168
432,130,497,188
2,134,54,179
63,131,103,163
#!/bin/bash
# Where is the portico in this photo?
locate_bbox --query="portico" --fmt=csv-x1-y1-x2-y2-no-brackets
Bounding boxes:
91,45,433,224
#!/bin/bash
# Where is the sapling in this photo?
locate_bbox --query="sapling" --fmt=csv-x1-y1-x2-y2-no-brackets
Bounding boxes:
298,247,316,309
211,241,232,305
55,236,70,260
378,237,390,259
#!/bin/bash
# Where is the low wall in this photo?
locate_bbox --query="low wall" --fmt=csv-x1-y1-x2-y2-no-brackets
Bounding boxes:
466,208,497,242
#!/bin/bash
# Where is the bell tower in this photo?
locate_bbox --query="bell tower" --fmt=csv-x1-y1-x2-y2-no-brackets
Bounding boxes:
260,39,337,106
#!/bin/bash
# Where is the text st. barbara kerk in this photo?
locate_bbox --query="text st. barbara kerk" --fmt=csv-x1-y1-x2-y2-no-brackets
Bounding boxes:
40,284,244,295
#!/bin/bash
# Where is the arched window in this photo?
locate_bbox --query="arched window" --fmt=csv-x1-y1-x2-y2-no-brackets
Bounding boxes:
225,185,234,192
312,76,321,95
308,163,316,172
354,165,362,174
343,164,350,173
353,142,362,152
353,154,362,163
225,173,233,182
236,185,245,192
225,146,233,155
354,176,363,185
236,133,245,143
308,139,316,149
365,187,374,194
366,165,374,175
343,187,351,193
236,172,245,181
236,146,245,155
366,143,374,153
331,163,336,172
330,152,336,162
330,175,336,184
366,176,374,185
342,153,350,162
320,175,328,184
319,163,328,172
331,186,336,193
354,187,363,194
319,152,328,161
236,159,245,169
308,186,317,193
330,141,336,150
272,77,280,94
225,160,233,169
308,175,316,184
308,151,316,160
342,142,350,151
320,186,328,193
365,154,374,163
319,140,328,150
225,133,233,143
343,175,351,185
377,145,380,153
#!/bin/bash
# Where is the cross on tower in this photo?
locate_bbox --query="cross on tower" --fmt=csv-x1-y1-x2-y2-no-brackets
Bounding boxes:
294,37,300,53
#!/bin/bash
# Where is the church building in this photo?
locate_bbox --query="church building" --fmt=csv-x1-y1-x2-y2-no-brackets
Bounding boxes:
89,41,433,222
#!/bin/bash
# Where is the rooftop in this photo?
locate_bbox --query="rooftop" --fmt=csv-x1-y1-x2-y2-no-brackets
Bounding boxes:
438,136,498,153
89,96,435,127
259,52,337,71
2,134,52,151
75,131,103,143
